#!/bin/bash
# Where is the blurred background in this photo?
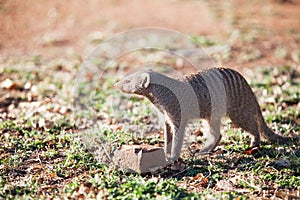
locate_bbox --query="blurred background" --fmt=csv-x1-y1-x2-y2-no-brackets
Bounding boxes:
1,0,299,68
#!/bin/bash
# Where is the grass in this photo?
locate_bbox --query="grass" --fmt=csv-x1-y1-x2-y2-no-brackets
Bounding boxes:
0,57,299,199
190,35,220,47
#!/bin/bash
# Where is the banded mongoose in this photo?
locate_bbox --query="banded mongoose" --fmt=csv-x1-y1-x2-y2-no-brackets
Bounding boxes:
114,68,292,161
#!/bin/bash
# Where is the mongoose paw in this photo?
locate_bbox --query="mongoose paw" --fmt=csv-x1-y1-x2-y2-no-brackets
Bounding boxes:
165,157,174,165
167,158,184,171
170,162,184,171
198,144,216,155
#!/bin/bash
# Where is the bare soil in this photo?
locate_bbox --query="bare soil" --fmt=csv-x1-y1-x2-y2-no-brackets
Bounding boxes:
1,0,300,68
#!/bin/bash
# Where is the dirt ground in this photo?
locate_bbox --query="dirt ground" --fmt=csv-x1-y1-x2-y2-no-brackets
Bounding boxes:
0,1,300,199
1,0,300,68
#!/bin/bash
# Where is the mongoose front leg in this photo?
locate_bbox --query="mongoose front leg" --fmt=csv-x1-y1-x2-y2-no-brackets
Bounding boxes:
164,121,173,156
199,118,222,154
170,123,187,161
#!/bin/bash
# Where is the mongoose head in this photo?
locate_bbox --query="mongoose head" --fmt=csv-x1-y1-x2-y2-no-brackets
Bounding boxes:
114,70,151,95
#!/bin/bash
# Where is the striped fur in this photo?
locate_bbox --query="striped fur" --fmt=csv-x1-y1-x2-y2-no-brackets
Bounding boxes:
115,68,292,162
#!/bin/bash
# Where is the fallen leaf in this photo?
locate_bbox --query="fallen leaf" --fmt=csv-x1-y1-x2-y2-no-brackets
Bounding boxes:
115,125,122,131
275,190,289,199
50,172,56,178
193,128,203,136
244,146,260,155
24,82,32,90
59,106,68,114
38,118,46,127
202,177,208,185
193,173,203,180
1,78,16,89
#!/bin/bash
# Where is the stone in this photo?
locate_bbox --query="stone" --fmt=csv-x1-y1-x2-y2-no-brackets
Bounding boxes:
113,145,168,174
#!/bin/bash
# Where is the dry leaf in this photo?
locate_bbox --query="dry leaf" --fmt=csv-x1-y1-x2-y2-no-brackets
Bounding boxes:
24,82,32,90
50,172,56,178
202,177,208,185
244,146,260,155
59,106,68,114
193,128,203,136
1,78,15,89
115,125,122,131
193,173,203,180
38,118,46,127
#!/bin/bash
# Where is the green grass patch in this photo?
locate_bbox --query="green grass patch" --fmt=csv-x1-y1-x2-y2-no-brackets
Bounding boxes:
1,59,299,199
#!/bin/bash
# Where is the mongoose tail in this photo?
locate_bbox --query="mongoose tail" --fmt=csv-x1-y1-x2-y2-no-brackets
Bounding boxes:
257,113,295,144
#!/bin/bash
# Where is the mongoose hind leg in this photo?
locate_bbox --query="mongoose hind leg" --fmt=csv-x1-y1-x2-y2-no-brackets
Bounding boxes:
230,114,260,148
164,121,173,156
199,118,222,154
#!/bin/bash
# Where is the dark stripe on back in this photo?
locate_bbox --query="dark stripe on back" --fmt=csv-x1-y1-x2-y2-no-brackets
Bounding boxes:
220,68,236,101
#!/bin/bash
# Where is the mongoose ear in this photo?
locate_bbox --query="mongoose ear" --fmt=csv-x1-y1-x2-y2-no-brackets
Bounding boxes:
140,72,150,88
